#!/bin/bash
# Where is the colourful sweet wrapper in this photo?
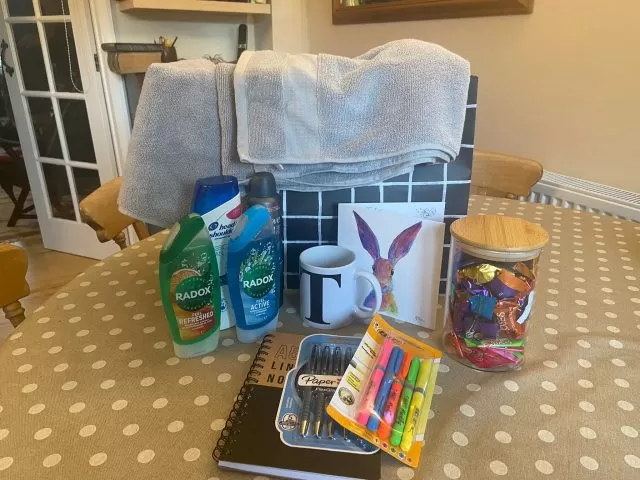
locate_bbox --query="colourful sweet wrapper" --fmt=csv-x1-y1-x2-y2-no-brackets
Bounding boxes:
460,263,500,284
469,295,497,320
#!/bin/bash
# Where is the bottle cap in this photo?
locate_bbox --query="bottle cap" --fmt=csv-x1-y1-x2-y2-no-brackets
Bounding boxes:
247,172,277,199
191,176,239,215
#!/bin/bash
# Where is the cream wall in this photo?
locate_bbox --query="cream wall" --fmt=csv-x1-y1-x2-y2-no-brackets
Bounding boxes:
307,0,640,193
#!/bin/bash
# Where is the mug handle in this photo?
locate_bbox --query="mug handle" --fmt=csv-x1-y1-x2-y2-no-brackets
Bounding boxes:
353,271,383,318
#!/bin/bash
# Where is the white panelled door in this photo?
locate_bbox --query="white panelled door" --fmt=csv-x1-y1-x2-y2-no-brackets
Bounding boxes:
0,0,119,258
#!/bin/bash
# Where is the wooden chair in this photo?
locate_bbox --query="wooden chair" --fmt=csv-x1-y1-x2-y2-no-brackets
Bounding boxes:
471,150,543,199
79,177,149,250
0,243,29,327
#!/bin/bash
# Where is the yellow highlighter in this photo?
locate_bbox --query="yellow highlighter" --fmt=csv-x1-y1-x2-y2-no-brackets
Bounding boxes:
415,358,440,443
400,358,433,452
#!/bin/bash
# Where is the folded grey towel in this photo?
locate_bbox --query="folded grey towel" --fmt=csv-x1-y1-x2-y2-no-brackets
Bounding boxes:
119,60,224,227
234,39,470,190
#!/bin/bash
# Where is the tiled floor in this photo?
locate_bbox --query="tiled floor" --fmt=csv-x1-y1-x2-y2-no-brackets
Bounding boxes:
0,191,94,342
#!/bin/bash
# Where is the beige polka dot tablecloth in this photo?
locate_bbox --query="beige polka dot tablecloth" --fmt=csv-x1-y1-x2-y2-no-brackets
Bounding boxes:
1,195,639,479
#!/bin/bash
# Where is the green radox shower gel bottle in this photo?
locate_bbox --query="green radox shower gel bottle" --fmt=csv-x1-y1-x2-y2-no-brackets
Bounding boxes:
159,214,221,358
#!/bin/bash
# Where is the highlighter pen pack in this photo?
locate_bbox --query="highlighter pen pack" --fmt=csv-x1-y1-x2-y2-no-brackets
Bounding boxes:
326,315,442,468
275,334,378,455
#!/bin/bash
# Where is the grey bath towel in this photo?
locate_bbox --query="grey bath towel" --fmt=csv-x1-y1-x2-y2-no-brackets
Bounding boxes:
234,40,470,189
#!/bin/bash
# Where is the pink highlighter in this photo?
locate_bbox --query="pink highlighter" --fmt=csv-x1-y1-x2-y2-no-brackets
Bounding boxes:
356,337,395,425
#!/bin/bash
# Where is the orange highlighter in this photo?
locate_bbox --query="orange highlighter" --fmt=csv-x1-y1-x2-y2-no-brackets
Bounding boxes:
377,351,413,441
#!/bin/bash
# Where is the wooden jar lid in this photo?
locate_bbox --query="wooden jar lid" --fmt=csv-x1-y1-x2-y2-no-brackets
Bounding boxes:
450,215,549,253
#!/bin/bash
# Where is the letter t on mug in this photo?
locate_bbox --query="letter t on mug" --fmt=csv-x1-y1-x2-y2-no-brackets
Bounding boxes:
299,245,382,329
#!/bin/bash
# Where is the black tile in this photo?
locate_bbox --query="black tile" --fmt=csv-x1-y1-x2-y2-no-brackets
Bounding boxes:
461,107,476,146
354,186,380,203
413,163,444,182
287,219,319,241
440,246,450,279
384,173,410,183
411,185,443,202
321,218,338,242
383,185,409,202
445,184,470,216
321,188,351,217
286,243,315,275
467,76,478,104
439,280,447,295
286,273,300,290
444,217,457,244
448,147,473,181
285,191,318,216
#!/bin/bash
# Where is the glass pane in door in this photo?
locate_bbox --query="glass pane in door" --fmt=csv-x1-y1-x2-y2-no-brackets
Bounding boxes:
44,22,83,93
11,23,48,91
73,167,100,203
59,99,95,163
39,0,69,16
41,162,74,220
27,97,63,158
7,0,34,17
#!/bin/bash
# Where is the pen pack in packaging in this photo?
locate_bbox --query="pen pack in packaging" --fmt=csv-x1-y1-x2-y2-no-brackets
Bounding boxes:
327,315,442,468
276,334,378,455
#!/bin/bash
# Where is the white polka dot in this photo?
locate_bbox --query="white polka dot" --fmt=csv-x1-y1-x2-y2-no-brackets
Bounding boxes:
489,460,508,476
133,313,146,321
237,353,251,362
577,340,591,349
624,455,640,469
575,299,587,306
503,380,519,392
76,329,90,337
143,326,155,334
434,385,443,395
69,402,85,413
69,316,82,324
153,341,166,349
210,419,226,431
115,291,126,297
547,288,558,295
452,431,468,446
128,270,138,275
145,289,156,295
494,431,512,443
538,430,555,443
178,375,193,386
82,344,96,353
92,360,107,370
128,359,143,368
79,425,97,437
183,448,200,462
86,291,99,298
8,331,23,341
152,398,168,409
574,287,586,294
578,379,593,389
609,339,624,349
61,380,78,391
12,347,26,356
539,404,556,415
579,427,597,439
93,303,105,310
89,452,107,467
617,400,634,411
167,420,184,433
396,466,414,480
544,328,558,335
542,360,557,369
614,378,630,388
546,301,558,307
602,287,613,293
140,377,155,387
41,331,55,339
17,363,33,373
535,460,554,475
100,379,115,390
63,304,76,311
580,456,599,470
108,280,119,286
34,427,52,440
541,381,557,392
124,301,136,308
544,343,558,351
42,453,62,468
100,271,111,277
443,463,461,479
466,383,481,392
122,424,139,436
166,357,180,366
579,401,595,412
119,342,133,351
29,403,46,414
500,405,515,416
439,364,450,373
575,312,588,319
621,425,638,438
112,399,128,411
578,358,592,368
459,404,475,417
611,358,626,367
222,338,235,347
22,383,38,393
137,449,155,464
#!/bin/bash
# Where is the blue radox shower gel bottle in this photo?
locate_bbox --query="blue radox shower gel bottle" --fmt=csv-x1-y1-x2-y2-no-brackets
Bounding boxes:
227,205,281,343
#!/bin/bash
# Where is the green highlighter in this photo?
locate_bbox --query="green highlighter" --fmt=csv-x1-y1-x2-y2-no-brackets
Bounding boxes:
390,357,420,446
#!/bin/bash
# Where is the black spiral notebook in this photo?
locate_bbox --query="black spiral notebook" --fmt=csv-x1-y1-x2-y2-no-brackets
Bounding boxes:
213,332,381,480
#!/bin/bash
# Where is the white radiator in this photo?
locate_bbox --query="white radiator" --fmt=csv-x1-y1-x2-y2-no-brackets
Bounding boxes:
523,171,640,222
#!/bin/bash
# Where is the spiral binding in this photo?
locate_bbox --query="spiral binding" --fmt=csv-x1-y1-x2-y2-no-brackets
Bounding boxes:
212,334,275,461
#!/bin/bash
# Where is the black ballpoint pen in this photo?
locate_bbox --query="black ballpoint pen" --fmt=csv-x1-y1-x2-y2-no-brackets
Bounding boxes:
327,346,342,439
343,347,354,441
313,346,332,438
300,345,319,436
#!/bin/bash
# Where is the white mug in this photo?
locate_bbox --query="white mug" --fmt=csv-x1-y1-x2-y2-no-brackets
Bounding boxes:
299,245,382,329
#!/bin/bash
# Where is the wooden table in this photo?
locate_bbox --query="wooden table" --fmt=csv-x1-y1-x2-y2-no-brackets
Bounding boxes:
1,196,639,479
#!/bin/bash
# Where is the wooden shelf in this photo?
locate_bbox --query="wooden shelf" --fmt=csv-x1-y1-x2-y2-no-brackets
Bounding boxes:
117,0,271,15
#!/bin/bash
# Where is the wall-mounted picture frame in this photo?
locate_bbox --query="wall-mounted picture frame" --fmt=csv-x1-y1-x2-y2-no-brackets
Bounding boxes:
333,0,534,25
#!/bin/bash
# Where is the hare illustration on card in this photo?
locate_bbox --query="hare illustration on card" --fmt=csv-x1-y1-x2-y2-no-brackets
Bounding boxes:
353,211,422,315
